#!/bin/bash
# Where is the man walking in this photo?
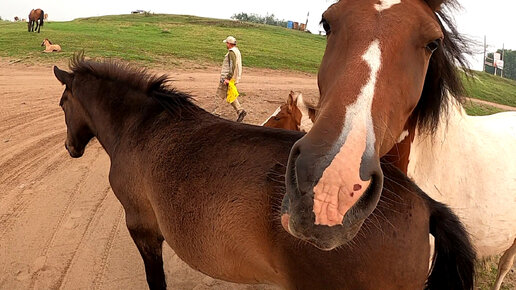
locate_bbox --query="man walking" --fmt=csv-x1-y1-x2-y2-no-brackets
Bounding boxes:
215,36,247,122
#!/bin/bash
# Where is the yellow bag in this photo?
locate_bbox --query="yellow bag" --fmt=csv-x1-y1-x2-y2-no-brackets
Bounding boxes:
226,79,239,103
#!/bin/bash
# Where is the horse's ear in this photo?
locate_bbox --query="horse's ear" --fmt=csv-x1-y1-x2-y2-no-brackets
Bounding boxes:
425,0,445,11
287,91,295,111
53,66,73,87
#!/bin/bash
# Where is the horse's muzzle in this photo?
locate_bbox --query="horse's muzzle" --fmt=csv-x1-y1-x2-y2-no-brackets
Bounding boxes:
281,138,384,250
65,141,84,158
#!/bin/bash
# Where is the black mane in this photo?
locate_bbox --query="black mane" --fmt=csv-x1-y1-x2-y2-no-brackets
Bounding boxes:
413,0,472,133
69,53,199,117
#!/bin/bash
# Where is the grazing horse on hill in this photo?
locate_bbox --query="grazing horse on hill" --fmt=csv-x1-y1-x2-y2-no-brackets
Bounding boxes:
28,9,44,33
53,56,474,290
281,0,472,256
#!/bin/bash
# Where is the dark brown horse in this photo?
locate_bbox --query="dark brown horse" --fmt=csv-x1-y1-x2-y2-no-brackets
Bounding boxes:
282,0,471,257
53,56,474,290
28,9,44,33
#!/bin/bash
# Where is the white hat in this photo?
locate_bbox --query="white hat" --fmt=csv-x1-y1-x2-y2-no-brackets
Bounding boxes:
223,36,237,45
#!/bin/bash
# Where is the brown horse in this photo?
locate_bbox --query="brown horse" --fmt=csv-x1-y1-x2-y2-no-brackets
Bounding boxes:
53,56,474,289
282,0,471,256
28,9,44,33
262,91,315,131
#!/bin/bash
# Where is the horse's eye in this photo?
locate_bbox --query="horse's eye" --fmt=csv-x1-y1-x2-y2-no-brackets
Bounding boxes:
273,116,281,121
426,39,441,53
320,18,331,35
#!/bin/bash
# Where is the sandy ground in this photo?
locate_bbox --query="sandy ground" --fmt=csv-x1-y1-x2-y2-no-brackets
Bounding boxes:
2,59,515,290
0,60,318,289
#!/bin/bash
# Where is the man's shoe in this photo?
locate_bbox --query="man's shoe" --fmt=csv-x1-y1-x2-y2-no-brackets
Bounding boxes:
236,110,247,122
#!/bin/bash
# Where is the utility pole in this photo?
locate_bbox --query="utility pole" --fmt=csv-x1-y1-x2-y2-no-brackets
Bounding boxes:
501,43,505,78
483,35,486,72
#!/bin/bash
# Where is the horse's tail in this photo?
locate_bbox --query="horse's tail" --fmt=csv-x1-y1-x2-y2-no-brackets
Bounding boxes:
39,10,44,26
426,198,476,290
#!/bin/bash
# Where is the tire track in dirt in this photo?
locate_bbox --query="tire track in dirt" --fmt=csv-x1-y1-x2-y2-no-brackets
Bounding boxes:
91,207,125,290
0,110,62,137
29,148,104,289
0,143,70,239
54,186,115,290
0,134,64,187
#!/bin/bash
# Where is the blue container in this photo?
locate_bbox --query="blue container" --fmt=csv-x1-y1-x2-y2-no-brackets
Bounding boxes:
287,21,293,29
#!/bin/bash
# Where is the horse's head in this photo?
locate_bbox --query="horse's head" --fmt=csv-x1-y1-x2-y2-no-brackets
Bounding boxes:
263,91,316,132
54,66,95,158
283,0,466,250
41,39,48,46
263,91,304,131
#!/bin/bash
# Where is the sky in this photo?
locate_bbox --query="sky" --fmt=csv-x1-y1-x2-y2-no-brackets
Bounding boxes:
2,0,514,70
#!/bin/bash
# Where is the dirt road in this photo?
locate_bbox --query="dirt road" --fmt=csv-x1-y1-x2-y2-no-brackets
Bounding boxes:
0,60,318,289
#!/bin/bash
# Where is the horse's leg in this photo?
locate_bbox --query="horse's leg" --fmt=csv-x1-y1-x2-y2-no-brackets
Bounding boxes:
36,21,40,33
492,238,516,290
125,210,166,290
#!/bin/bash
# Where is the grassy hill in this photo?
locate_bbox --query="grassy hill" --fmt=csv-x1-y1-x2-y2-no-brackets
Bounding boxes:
0,14,325,73
1,14,514,110
463,71,516,107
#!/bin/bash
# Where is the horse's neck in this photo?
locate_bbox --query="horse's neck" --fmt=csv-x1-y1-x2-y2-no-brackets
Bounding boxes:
81,91,144,157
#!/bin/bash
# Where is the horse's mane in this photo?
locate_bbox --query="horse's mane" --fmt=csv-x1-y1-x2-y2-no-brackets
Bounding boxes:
69,53,198,117
46,39,52,44
413,0,472,133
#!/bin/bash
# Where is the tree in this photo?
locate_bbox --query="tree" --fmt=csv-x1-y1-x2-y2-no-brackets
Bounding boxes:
231,12,288,28
484,49,516,80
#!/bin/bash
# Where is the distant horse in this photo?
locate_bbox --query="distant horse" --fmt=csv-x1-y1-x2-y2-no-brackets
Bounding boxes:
44,13,48,20
261,91,315,132
281,0,473,254
41,39,61,52
28,9,44,33
14,16,19,22
53,56,474,290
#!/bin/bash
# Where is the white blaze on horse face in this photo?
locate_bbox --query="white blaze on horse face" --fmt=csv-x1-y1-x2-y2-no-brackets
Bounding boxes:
313,40,381,226
260,106,282,126
375,0,402,12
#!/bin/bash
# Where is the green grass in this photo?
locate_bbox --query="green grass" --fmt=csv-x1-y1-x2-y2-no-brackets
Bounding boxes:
0,14,325,73
476,257,515,290
463,102,506,116
1,14,515,108
462,71,516,107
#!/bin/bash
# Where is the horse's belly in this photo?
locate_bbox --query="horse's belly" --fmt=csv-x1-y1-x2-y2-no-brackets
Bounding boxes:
157,208,285,286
